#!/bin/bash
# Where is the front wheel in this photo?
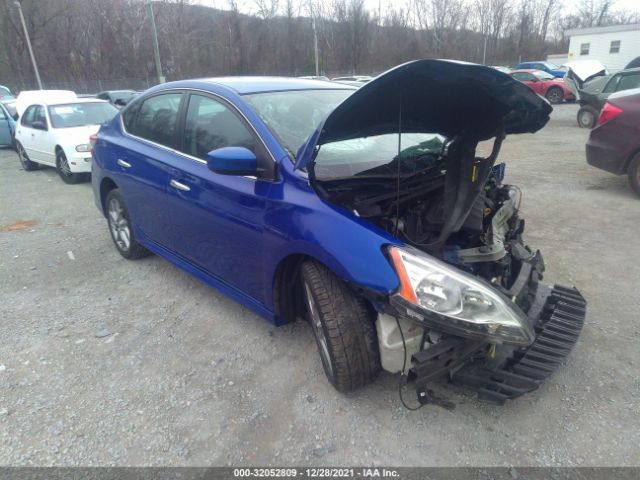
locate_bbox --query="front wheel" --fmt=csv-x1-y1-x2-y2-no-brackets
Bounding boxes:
301,260,381,392
56,150,83,184
627,153,640,197
577,106,598,129
16,142,39,171
105,189,151,259
545,87,563,104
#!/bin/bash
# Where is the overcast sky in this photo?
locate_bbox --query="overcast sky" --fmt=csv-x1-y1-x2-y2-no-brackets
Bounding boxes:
196,0,640,16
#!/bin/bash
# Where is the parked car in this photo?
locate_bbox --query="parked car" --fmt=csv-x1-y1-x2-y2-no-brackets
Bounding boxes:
2,99,18,119
0,101,17,148
513,61,566,78
586,88,640,196
568,66,640,129
92,60,585,404
299,76,330,81
97,90,138,108
0,85,15,101
332,75,372,87
509,69,575,104
490,66,511,74
14,98,118,183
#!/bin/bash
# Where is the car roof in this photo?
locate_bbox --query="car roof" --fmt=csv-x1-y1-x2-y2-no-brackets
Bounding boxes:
171,76,353,94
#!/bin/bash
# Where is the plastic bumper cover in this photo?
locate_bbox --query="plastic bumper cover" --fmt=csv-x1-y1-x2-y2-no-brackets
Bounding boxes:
408,284,586,404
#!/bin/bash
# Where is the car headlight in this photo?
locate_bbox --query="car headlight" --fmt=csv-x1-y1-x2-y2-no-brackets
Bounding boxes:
75,144,91,152
388,246,534,346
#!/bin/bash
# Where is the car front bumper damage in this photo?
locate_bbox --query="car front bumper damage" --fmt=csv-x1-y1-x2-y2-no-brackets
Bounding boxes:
407,283,586,405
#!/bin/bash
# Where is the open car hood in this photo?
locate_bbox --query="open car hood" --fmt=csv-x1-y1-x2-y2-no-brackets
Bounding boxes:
563,60,609,99
295,59,552,170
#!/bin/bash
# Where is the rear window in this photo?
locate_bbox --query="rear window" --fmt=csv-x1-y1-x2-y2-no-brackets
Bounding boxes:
48,102,118,128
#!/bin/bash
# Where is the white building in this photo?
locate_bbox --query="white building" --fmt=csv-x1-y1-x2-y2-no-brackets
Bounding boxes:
565,23,640,72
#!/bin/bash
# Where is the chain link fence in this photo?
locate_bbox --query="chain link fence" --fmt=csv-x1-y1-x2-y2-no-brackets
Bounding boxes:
3,77,157,95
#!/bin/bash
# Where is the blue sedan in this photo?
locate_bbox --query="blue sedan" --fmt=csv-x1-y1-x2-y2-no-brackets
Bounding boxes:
91,60,586,402
514,61,566,78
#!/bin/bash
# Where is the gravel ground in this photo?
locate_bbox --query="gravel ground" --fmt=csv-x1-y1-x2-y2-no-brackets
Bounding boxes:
1,103,639,467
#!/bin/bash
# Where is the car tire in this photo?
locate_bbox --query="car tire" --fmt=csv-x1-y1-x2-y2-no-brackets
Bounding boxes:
545,87,564,104
301,260,381,392
16,142,39,171
105,189,151,260
627,153,640,197
56,150,83,184
577,106,598,129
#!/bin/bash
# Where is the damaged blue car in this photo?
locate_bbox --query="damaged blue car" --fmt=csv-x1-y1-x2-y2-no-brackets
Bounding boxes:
92,60,586,405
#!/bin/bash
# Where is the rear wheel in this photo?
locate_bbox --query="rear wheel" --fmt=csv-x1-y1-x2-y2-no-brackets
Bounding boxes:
16,142,39,171
577,106,598,129
301,260,381,392
545,87,563,104
627,153,640,197
56,150,83,184
105,189,150,259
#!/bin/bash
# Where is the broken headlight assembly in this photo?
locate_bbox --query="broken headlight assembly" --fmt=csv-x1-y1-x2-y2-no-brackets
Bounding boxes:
388,246,535,346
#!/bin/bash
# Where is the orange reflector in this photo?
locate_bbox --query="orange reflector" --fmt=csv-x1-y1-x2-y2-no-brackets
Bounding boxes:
389,247,418,304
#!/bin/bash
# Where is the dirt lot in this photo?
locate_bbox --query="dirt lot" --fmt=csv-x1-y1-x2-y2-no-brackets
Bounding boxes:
1,103,639,466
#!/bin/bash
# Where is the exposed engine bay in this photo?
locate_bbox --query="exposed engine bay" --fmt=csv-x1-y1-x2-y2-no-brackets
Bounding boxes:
315,138,542,312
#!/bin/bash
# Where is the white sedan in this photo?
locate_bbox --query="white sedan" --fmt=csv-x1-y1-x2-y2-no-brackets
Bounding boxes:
14,98,118,184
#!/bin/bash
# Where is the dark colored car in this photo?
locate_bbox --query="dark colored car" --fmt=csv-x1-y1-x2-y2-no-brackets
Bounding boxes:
92,60,586,405
586,88,640,196
513,61,566,78
573,68,640,128
97,90,138,108
509,69,575,104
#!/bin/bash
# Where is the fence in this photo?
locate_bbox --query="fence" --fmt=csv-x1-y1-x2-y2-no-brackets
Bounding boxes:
3,77,157,95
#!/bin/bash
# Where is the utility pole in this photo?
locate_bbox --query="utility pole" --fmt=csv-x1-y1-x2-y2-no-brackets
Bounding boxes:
312,16,319,77
482,35,488,65
14,1,42,89
147,0,165,84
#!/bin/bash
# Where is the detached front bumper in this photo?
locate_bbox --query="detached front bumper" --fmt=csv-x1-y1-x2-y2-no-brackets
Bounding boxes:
408,284,586,404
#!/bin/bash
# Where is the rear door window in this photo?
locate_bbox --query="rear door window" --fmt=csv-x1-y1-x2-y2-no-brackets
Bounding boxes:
128,93,183,148
21,105,37,127
33,106,47,129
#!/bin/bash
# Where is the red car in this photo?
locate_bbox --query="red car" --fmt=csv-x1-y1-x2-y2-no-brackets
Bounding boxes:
586,88,640,196
509,69,575,104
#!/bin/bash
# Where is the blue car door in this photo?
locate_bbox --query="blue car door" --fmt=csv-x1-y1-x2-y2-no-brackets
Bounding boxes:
158,92,277,302
113,92,186,247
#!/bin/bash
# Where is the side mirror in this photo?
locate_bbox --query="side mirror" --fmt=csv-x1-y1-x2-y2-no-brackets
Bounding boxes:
114,99,127,107
31,120,47,130
207,146,257,176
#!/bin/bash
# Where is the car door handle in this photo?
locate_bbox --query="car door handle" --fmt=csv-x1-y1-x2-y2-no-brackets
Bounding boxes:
117,159,131,168
170,179,190,192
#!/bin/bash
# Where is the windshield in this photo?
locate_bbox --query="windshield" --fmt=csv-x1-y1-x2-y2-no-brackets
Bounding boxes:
244,89,354,154
543,62,559,70
314,133,446,180
533,70,555,80
48,102,119,128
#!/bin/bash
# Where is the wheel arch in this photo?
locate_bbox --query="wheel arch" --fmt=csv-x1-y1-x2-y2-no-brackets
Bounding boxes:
622,148,640,176
99,177,119,216
271,250,390,325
